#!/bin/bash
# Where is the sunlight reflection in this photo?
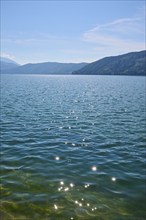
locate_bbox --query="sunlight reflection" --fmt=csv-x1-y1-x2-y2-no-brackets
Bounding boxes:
84,184,90,188
54,204,58,210
112,177,116,181
64,187,69,192
70,183,74,188
91,166,97,171
55,156,60,160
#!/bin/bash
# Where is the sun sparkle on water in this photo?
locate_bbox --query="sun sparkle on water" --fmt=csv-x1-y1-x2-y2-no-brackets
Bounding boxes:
112,177,116,181
55,156,60,160
91,166,97,171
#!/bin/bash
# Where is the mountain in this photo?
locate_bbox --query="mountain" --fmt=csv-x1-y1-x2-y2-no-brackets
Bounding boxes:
1,51,145,75
72,51,146,76
1,62,87,75
0,57,19,65
0,57,20,71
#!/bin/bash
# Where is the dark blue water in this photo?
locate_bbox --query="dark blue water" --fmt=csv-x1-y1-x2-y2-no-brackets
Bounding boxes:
0,74,146,220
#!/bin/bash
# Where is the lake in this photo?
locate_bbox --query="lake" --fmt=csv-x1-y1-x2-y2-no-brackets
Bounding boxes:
0,74,146,220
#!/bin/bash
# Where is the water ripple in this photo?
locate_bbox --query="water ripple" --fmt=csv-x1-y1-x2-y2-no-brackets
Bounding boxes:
1,75,146,219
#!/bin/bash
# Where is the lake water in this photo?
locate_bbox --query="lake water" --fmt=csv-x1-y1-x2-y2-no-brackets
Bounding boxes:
0,74,146,220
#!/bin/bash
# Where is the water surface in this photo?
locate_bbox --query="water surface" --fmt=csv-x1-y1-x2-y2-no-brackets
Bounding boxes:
1,75,146,219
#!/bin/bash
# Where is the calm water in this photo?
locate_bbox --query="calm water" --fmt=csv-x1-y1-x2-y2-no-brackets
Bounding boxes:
0,74,146,220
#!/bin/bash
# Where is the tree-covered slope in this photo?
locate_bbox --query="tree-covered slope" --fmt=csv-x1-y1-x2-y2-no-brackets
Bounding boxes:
72,51,146,76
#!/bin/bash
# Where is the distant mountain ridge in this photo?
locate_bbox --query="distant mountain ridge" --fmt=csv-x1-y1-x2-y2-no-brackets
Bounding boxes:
1,61,87,75
1,51,146,75
72,51,146,76
0,57,20,71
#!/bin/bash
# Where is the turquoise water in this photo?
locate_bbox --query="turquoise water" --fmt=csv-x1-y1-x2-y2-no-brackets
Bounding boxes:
0,75,146,220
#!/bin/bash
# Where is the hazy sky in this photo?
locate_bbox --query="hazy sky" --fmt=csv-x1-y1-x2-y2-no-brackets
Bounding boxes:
1,0,145,64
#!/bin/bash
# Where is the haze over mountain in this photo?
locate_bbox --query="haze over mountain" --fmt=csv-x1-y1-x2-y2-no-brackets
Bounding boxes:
0,57,19,64
0,57,20,71
72,51,146,76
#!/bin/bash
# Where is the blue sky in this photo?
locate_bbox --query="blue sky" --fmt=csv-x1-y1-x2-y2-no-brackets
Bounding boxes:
1,0,145,64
